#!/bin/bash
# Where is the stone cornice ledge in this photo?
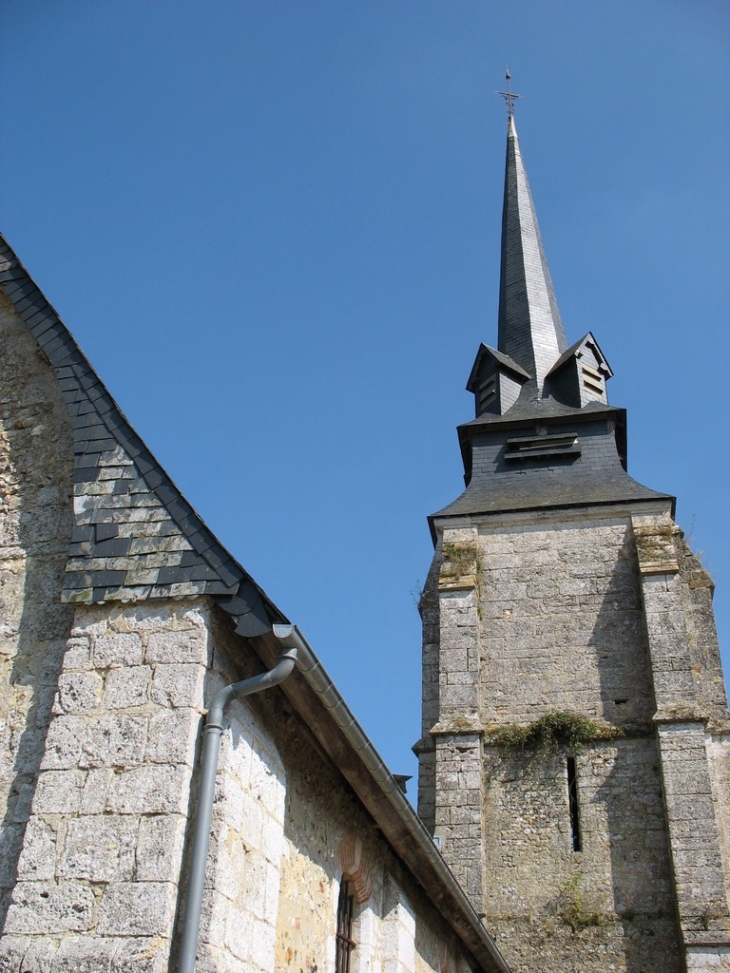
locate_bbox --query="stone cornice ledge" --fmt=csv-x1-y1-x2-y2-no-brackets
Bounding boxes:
430,718,482,736
653,709,708,725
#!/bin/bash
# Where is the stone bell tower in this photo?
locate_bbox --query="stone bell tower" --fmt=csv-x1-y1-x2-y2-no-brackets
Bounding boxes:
415,111,730,973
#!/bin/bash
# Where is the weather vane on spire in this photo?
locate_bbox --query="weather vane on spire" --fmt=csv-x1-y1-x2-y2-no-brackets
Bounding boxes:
497,68,522,117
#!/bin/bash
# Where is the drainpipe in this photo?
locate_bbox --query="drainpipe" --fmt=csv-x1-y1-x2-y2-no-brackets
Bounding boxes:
178,623,301,973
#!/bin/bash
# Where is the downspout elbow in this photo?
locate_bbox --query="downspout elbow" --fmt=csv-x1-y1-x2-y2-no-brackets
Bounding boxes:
206,627,299,727
178,624,300,973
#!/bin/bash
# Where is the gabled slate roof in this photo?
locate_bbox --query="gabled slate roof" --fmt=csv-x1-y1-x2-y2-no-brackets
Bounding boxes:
0,233,285,636
466,343,531,390
546,330,613,380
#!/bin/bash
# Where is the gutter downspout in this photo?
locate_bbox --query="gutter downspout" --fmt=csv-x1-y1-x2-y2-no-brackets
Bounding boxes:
178,623,301,973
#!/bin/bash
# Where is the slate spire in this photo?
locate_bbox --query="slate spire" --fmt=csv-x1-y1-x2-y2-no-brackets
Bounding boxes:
497,114,568,395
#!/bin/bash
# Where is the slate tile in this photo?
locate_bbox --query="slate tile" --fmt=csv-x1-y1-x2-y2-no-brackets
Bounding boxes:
156,566,194,585
89,570,127,586
70,526,94,548
93,538,132,557
64,571,94,588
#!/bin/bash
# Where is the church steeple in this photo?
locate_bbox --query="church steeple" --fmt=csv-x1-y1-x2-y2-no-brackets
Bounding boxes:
419,96,730,973
497,114,567,396
437,108,671,523
467,108,613,419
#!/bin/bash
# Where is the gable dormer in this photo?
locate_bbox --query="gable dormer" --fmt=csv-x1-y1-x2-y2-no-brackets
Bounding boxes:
466,343,531,417
545,332,613,408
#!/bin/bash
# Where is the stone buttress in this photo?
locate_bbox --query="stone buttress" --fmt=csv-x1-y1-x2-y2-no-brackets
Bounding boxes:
415,115,730,973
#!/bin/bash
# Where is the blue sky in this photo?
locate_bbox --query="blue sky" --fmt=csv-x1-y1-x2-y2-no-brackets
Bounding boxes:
2,1,729,785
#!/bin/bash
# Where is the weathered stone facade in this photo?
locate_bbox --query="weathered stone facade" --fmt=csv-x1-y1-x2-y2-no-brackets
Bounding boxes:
0,288,75,935
418,505,730,972
0,598,211,970
0,234,508,973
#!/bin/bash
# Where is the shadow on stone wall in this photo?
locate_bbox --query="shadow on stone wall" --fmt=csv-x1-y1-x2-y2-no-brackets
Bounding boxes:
589,543,683,972
0,310,74,932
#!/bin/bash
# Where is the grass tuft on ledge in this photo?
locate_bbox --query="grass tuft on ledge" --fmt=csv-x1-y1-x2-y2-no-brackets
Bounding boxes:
489,711,623,753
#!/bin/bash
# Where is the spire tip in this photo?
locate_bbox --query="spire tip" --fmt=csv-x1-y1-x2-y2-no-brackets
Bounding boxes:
497,68,522,118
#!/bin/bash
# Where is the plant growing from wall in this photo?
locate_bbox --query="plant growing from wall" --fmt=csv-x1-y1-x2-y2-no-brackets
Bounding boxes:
558,874,604,933
441,542,480,577
489,710,622,753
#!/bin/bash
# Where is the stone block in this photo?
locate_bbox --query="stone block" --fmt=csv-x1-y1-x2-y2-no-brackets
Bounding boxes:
0,824,24,889
63,635,92,669
32,769,85,814
104,665,152,709
111,937,171,973
210,823,246,902
247,750,286,822
96,881,177,936
16,818,56,881
40,714,87,769
146,628,209,665
60,815,137,882
223,908,255,963
53,936,119,971
53,670,103,713
107,604,174,632
0,938,32,973
4,881,96,933
150,662,204,708
71,608,109,638
107,764,190,815
94,632,144,667
79,714,147,768
248,916,276,971
136,813,187,882
80,767,114,813
238,792,265,853
145,707,199,766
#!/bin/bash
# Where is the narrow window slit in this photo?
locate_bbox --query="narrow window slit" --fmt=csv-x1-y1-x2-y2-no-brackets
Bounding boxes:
336,880,356,973
567,756,581,852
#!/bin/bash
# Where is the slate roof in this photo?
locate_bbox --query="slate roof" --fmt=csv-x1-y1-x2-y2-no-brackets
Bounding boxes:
546,330,613,379
432,117,672,532
0,233,285,637
466,343,531,390
435,434,672,523
497,115,567,394
463,394,611,426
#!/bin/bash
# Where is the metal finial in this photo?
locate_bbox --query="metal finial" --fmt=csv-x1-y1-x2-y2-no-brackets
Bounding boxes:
497,67,522,117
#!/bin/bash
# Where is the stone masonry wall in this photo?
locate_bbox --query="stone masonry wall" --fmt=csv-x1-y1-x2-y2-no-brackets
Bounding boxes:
419,508,699,973
478,514,655,726
707,734,730,927
634,514,730,966
0,290,74,932
427,527,484,902
0,554,471,973
481,739,681,973
248,644,474,973
0,599,212,973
